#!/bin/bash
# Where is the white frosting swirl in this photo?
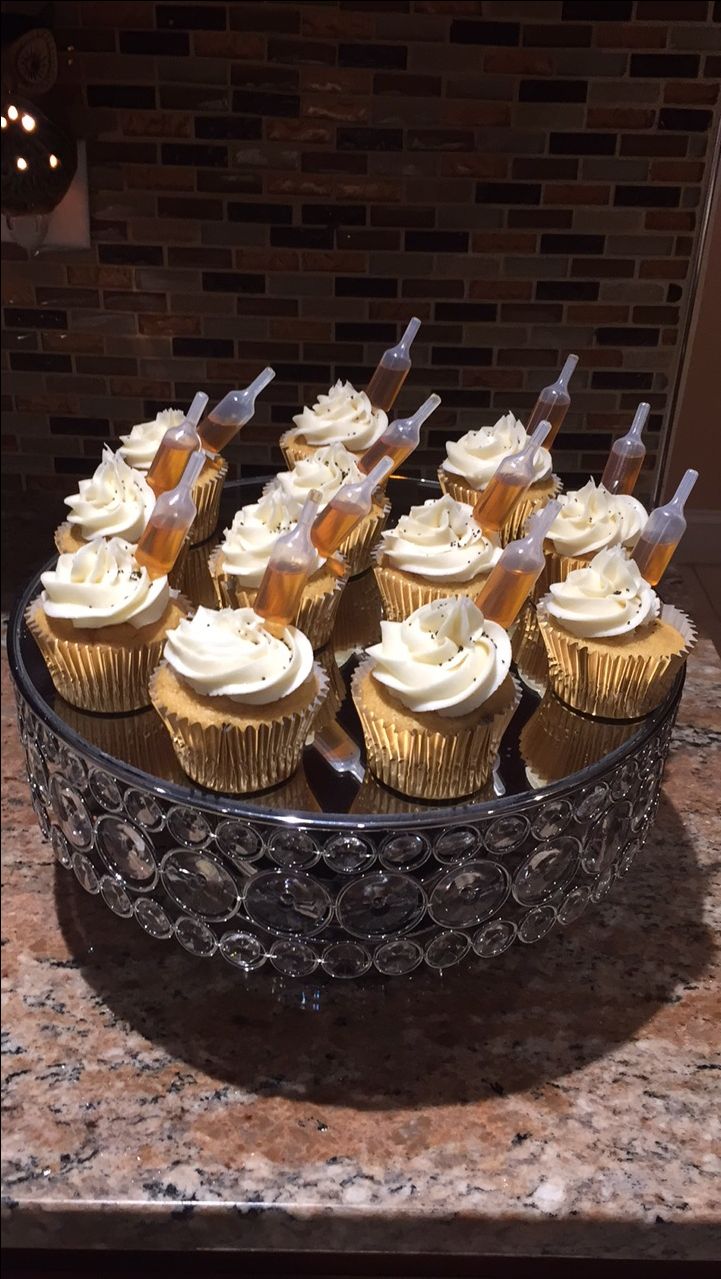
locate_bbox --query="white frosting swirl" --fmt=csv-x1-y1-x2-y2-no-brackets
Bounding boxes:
64,448,155,543
443,411,552,490
290,379,387,451
117,408,185,473
548,479,647,557
266,442,363,515
542,546,659,639
380,495,501,583
163,606,314,705
41,538,170,631
219,489,323,588
367,595,511,718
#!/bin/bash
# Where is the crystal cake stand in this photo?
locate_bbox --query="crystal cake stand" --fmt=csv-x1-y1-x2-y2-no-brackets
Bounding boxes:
8,477,683,979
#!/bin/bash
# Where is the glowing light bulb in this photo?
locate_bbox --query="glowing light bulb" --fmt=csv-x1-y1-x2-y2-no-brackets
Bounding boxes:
16,157,28,171
1,117,6,129
48,154,59,169
8,105,18,121
21,113,35,132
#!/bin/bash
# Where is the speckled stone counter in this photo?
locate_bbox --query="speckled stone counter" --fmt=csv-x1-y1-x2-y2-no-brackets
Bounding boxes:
2,634,720,1263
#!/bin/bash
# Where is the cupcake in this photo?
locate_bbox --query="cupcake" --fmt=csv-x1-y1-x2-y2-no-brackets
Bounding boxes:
511,601,549,697
118,408,227,544
279,379,387,468
150,606,328,794
438,411,559,544
26,537,189,713
208,488,348,649
265,442,390,575
539,478,647,596
54,448,155,554
537,546,694,719
373,493,501,621
178,534,220,609
332,568,383,664
352,595,519,800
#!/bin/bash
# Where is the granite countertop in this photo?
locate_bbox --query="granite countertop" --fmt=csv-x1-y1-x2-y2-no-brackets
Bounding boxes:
2,630,720,1263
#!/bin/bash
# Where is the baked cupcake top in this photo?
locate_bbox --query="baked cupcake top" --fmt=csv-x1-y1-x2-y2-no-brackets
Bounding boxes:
541,546,659,639
443,411,552,490
64,448,155,543
290,379,387,451
367,595,511,718
41,537,170,630
266,441,364,515
218,489,323,587
546,478,647,558
117,408,185,473
379,494,501,583
163,606,313,705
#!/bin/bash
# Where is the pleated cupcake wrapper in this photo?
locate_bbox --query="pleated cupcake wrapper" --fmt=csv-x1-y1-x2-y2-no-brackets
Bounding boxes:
278,432,319,469
351,659,520,801
511,601,549,696
26,596,190,714
189,457,227,545
331,569,383,663
312,644,346,734
533,545,594,603
149,662,329,795
536,602,695,720
373,549,492,622
520,693,636,788
437,470,562,547
54,520,189,591
207,547,349,650
177,535,220,608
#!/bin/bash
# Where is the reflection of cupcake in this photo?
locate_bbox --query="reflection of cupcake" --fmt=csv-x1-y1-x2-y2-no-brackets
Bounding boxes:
61,701,185,780
352,596,518,799
332,569,383,663
520,692,635,788
374,494,501,621
55,448,155,554
257,764,321,814
265,442,390,575
537,547,694,719
350,771,494,816
27,538,188,713
538,478,647,598
279,380,387,468
438,412,559,544
118,408,227,544
150,607,328,794
208,489,348,649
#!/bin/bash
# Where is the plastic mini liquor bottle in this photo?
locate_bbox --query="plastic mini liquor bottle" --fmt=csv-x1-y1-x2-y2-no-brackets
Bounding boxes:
146,391,208,497
358,393,441,476
601,402,650,496
525,354,578,448
476,500,561,630
471,420,552,534
365,317,421,413
134,449,207,579
310,456,395,558
254,491,323,629
632,468,698,586
197,367,276,456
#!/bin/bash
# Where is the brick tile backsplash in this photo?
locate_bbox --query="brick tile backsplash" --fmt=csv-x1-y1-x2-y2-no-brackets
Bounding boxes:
2,0,720,505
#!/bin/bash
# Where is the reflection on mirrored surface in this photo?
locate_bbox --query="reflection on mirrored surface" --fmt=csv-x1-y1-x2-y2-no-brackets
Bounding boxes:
520,693,637,790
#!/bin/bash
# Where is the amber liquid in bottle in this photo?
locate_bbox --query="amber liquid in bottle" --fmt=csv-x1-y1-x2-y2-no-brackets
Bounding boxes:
311,502,361,558
525,395,568,449
601,451,644,497
476,566,536,631
365,363,409,414
358,436,409,477
472,475,528,533
134,519,187,580
147,441,198,498
254,563,308,628
632,539,675,587
197,415,237,456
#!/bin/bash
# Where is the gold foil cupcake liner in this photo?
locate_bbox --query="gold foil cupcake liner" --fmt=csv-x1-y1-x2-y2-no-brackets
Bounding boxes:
342,496,391,575
278,432,319,468
149,663,329,794
207,549,349,650
351,661,520,800
437,471,561,546
178,535,221,608
373,550,492,622
53,520,189,590
26,597,189,714
313,644,346,733
190,456,228,545
534,545,594,602
537,603,695,720
332,569,383,663
511,600,549,696
520,693,636,789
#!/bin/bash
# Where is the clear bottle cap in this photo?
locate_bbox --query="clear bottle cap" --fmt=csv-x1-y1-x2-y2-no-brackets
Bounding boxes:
337,455,394,508
380,316,421,371
384,392,441,442
208,368,275,429
186,391,209,428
